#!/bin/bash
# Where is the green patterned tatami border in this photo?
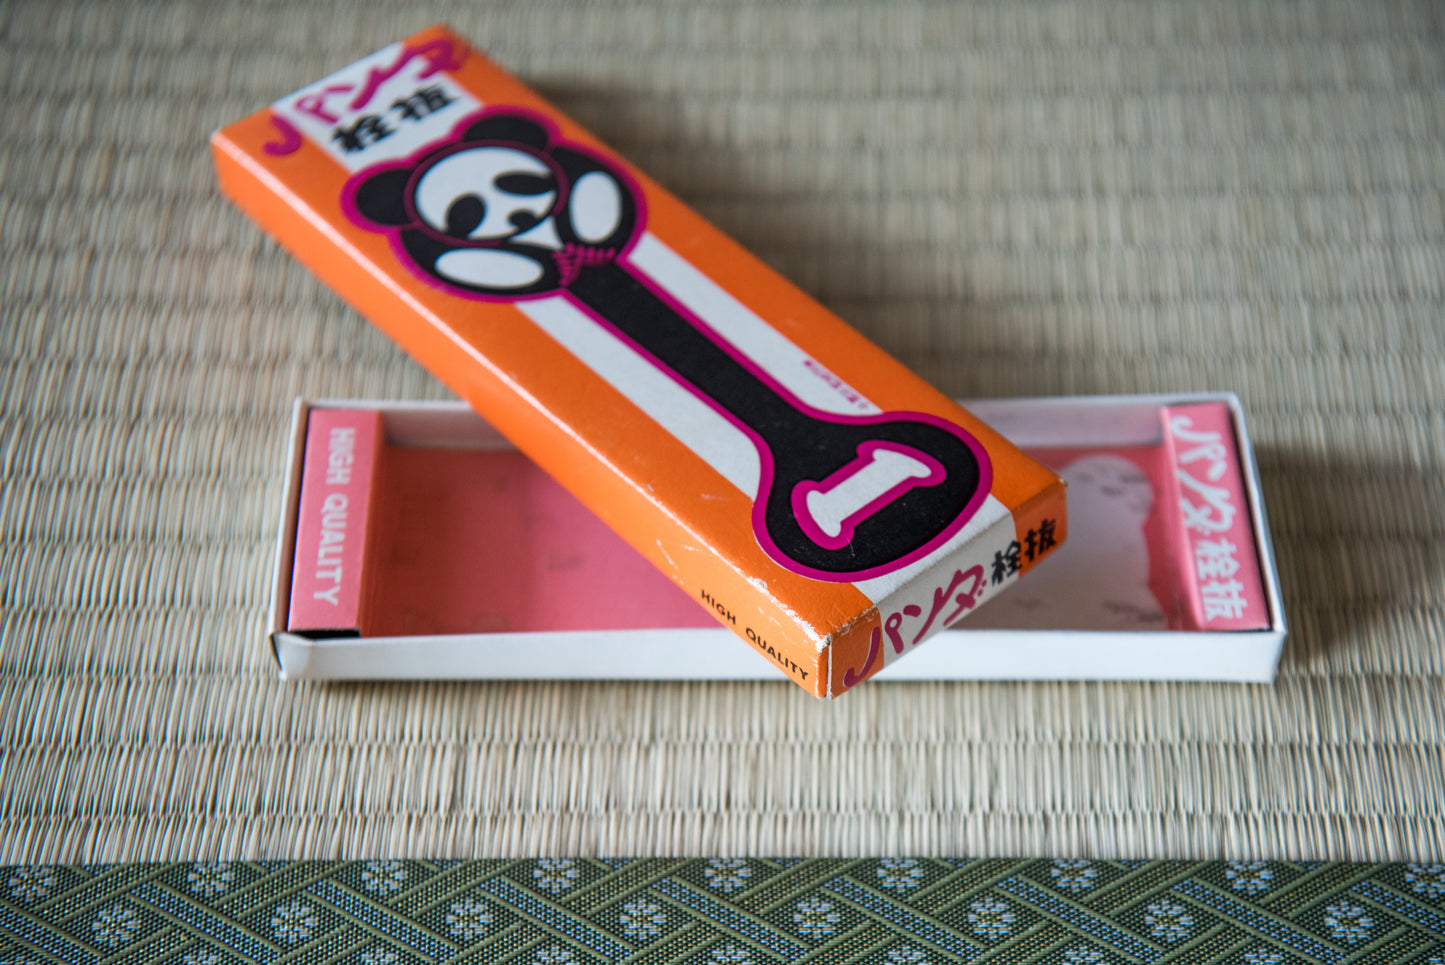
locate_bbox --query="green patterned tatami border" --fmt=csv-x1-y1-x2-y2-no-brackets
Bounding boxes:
1,859,1442,964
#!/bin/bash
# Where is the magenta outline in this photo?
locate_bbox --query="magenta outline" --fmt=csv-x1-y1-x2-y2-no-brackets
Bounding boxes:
339,106,648,305
564,272,994,583
790,441,947,552
338,104,992,582
617,268,995,581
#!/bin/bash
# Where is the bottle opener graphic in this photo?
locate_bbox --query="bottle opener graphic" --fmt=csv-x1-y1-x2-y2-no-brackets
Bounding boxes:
345,110,990,581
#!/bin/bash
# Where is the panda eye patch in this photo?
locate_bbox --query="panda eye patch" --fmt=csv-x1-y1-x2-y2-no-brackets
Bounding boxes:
444,195,487,238
495,172,555,196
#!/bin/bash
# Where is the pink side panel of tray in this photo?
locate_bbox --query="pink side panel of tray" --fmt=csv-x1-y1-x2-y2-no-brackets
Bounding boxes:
1162,402,1271,631
288,409,383,633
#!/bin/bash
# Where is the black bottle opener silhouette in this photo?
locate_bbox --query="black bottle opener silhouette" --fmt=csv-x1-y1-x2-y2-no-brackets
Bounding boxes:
346,110,990,581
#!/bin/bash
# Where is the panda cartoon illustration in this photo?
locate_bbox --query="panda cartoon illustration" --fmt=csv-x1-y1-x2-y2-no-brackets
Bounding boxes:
345,111,641,299
342,108,988,582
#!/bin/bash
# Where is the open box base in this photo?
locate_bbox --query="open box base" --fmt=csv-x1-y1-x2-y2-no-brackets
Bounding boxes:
269,394,1286,683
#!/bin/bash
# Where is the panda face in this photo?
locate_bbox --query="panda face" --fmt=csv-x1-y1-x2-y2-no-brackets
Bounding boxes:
412,146,559,242
347,110,642,299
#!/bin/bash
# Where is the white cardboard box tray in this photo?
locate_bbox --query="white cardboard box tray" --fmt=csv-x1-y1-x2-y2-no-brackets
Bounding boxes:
269,394,1286,683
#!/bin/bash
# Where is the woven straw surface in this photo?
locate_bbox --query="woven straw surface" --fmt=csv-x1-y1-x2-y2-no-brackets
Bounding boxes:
1,1,1442,863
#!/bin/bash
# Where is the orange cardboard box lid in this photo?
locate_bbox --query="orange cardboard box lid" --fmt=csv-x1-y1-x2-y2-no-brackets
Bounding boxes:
212,25,1067,697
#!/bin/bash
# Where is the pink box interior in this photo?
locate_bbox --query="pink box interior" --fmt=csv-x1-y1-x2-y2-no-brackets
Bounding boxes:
287,402,1270,639
373,447,715,635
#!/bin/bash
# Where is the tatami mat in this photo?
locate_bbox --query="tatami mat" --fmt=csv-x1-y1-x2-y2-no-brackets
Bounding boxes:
1,1,1442,862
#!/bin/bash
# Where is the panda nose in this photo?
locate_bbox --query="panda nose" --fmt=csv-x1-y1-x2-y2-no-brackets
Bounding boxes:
510,211,542,231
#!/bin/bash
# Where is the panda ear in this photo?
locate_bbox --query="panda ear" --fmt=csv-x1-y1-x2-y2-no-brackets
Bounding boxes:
351,168,414,226
551,148,608,185
462,114,549,150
